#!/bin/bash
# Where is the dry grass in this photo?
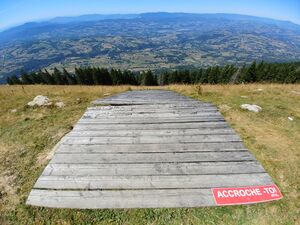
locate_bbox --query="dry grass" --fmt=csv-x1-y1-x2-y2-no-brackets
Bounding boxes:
0,84,299,224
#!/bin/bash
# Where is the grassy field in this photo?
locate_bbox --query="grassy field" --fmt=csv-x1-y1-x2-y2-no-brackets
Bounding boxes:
0,84,299,225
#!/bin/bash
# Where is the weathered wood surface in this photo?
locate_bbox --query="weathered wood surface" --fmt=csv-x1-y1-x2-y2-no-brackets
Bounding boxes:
57,142,246,153
73,121,230,130
42,161,265,176
67,128,236,137
27,90,276,209
50,152,255,164
34,173,272,189
27,189,215,209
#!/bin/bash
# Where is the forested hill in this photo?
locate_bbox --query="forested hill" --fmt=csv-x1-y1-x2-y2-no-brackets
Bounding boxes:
7,61,300,85
1,12,300,83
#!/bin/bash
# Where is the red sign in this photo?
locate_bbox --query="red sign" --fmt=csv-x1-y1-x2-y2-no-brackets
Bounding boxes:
212,184,282,205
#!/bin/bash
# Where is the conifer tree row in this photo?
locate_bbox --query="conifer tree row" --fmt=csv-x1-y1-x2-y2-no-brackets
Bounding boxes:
6,61,300,85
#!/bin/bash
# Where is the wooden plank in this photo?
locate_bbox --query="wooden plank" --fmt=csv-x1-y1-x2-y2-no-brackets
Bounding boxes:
93,101,201,106
83,112,220,118
87,105,218,113
85,106,217,111
57,142,246,153
78,116,224,124
82,112,222,119
84,110,220,114
92,98,205,103
50,151,255,164
66,128,236,137
34,173,273,189
92,99,210,103
90,101,214,106
90,103,215,108
62,134,241,145
73,121,230,130
93,97,204,101
81,113,222,118
27,189,215,208
82,115,222,120
86,107,218,112
42,161,265,176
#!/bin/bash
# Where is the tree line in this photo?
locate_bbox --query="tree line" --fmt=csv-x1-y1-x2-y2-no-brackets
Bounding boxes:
7,61,300,85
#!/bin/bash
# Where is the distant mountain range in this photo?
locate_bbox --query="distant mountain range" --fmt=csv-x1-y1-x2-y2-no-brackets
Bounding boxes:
0,12,300,83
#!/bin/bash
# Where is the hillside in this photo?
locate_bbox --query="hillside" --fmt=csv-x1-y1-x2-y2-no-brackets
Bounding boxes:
0,12,300,83
0,84,299,223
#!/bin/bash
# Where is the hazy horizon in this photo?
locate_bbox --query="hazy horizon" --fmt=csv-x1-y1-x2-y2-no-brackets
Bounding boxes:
1,0,299,30
1,11,300,32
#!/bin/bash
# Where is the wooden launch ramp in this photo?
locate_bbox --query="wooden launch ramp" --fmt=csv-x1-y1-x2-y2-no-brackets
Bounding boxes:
27,90,280,208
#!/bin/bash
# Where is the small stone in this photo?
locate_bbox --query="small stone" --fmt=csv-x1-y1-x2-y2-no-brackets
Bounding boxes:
11,109,17,113
104,93,111,96
55,102,65,108
288,117,294,121
256,88,263,91
240,104,262,113
27,95,51,107
240,96,248,98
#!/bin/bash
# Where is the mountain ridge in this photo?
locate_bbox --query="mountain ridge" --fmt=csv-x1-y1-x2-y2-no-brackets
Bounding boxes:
2,12,300,40
0,12,300,83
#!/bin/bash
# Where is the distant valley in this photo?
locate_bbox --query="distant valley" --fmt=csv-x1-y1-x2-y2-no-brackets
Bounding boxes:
0,12,300,83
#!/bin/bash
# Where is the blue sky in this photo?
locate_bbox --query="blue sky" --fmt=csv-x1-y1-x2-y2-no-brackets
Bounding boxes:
0,0,299,30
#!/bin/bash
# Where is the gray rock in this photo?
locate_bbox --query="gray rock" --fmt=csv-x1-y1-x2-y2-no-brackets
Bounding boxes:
27,95,51,107
55,102,65,108
240,104,262,113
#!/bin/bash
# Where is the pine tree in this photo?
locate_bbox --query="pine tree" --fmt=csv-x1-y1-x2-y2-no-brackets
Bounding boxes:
53,67,63,85
12,75,21,84
63,68,76,85
99,68,112,85
92,68,101,85
38,70,47,84
256,61,265,82
243,61,257,83
75,68,85,85
20,70,33,84
207,67,219,84
141,70,157,86
199,68,209,84
44,69,55,84
6,76,12,85
85,67,94,85
285,67,300,83
181,70,191,83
